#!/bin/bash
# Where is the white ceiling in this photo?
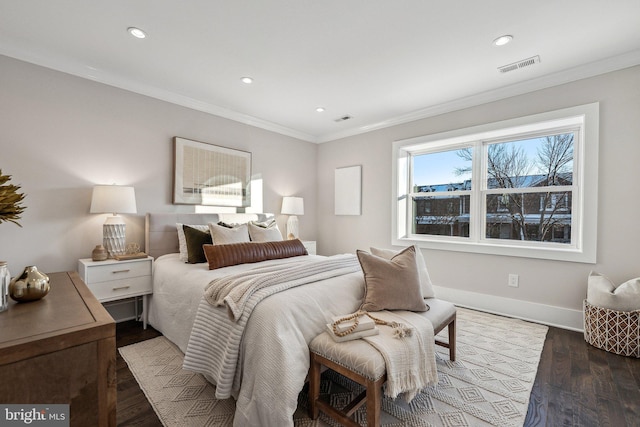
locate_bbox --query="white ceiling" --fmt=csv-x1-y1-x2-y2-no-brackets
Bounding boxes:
1,1,639,143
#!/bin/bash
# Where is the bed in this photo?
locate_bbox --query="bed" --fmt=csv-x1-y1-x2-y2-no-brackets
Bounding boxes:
145,212,366,427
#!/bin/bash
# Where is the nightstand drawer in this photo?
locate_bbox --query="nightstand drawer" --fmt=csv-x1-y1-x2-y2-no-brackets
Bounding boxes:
87,276,152,302
84,260,151,283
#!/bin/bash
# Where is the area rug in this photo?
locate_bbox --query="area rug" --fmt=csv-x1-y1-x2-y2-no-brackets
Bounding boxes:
119,307,548,426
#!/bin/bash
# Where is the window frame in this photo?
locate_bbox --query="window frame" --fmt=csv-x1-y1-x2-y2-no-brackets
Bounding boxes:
392,103,599,263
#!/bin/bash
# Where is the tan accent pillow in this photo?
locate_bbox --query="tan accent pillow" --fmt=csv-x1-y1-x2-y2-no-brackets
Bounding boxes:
248,220,283,242
208,223,250,245
370,246,435,298
357,246,428,312
203,239,308,270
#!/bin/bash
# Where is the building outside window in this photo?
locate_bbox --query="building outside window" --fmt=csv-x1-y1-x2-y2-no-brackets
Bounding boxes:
392,103,599,263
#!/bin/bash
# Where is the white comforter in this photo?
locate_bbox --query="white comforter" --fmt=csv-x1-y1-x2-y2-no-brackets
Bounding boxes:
148,253,365,427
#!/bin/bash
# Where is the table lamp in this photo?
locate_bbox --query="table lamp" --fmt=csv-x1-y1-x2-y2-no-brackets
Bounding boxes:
90,185,137,257
281,196,304,240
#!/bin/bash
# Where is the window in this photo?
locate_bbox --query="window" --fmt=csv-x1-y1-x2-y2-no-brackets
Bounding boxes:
392,103,599,263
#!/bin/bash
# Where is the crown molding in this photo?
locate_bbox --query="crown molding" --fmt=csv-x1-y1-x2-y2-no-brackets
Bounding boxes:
3,45,639,145
0,46,317,143
316,49,640,143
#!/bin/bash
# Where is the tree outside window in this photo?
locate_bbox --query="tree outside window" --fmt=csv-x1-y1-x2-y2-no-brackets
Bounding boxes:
394,104,598,262
411,132,575,244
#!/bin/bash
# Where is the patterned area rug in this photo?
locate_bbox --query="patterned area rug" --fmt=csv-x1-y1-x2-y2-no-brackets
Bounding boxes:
119,308,548,426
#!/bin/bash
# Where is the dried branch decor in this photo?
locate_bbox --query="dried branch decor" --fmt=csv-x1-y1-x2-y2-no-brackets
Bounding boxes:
0,170,26,227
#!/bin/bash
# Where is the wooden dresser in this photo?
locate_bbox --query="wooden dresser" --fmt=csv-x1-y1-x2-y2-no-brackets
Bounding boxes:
0,271,116,426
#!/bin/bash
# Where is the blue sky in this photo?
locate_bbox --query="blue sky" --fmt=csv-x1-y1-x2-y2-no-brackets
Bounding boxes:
412,135,573,187
413,149,471,186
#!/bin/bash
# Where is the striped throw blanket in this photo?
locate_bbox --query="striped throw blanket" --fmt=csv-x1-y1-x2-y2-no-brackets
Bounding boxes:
204,255,362,320
184,255,362,400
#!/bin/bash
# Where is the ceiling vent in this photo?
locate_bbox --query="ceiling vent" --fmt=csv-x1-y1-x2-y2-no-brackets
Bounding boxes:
334,115,353,122
498,55,540,73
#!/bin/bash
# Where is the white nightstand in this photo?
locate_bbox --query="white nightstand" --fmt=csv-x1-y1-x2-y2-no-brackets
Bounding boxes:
302,240,317,255
78,257,153,329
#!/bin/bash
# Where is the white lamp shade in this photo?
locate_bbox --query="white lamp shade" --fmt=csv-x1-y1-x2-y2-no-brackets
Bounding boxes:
90,185,137,215
281,196,304,216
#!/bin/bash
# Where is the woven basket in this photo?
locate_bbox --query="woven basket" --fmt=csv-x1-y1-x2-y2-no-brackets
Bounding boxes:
583,300,639,358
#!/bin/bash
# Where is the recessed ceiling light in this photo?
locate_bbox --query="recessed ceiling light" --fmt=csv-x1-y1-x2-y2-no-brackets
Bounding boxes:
493,35,513,46
127,27,147,39
241,77,253,84
316,107,325,113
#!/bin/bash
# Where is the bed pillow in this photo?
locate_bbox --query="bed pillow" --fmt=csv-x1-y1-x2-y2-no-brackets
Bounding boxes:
587,271,640,312
203,239,308,270
357,246,428,312
177,223,209,262
208,222,250,245
248,220,283,242
183,225,213,264
217,221,240,228
370,245,435,298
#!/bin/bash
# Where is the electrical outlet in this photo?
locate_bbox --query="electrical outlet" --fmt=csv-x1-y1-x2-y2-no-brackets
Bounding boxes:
508,274,519,288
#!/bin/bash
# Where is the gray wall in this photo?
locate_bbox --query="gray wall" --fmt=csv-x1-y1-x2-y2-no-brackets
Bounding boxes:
0,55,318,275
317,65,640,326
2,53,638,329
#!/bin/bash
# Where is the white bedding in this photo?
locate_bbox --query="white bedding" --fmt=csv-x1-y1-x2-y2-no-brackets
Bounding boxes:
148,253,365,426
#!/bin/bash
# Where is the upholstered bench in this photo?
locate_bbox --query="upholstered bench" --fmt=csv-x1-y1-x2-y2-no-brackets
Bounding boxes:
308,298,456,427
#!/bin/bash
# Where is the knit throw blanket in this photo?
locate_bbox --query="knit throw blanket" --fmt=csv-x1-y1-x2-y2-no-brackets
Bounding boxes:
204,255,361,320
364,310,438,401
185,254,362,404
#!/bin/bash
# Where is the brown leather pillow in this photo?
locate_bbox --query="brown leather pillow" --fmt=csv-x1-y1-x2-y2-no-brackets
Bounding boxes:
203,239,308,270
357,246,428,312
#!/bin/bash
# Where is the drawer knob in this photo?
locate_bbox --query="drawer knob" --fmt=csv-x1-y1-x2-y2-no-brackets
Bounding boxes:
112,269,130,274
112,285,131,291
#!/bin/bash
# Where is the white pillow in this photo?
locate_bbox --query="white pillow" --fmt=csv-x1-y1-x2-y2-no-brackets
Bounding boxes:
369,245,435,298
248,221,283,242
208,223,250,245
176,223,209,263
587,271,640,312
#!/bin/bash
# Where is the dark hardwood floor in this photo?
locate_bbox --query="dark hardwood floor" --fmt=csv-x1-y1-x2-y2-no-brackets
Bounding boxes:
116,321,163,427
116,320,640,427
523,326,640,427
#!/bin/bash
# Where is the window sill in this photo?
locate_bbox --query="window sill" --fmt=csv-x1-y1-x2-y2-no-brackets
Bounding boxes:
393,236,596,264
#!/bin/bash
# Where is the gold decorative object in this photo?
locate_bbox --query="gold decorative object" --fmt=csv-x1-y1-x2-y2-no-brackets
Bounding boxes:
91,244,108,261
9,265,50,302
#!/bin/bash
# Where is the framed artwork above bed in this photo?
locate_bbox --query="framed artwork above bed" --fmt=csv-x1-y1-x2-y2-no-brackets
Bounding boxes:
173,137,252,206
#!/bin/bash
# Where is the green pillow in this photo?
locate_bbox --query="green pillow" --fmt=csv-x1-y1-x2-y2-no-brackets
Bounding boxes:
183,225,212,264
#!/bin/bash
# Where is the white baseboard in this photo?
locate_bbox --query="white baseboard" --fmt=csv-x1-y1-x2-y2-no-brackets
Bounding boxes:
102,286,584,330
433,285,584,332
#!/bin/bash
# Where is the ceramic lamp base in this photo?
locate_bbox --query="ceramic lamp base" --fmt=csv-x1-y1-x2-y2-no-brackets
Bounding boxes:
104,223,126,257
286,215,299,240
